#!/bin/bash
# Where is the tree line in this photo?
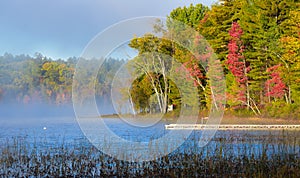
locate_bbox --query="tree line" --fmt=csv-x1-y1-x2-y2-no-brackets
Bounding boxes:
0,53,124,105
127,0,300,119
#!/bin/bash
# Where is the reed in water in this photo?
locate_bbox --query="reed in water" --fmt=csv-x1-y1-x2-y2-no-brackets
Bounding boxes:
0,131,299,177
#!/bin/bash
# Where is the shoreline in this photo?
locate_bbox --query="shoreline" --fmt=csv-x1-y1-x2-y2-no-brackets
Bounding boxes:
99,114,300,125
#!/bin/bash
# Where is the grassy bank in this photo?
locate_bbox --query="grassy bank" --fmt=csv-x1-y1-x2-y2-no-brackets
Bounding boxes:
100,113,300,125
220,116,300,125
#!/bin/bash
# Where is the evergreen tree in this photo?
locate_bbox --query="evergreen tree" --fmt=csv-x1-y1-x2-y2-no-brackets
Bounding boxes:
239,0,295,107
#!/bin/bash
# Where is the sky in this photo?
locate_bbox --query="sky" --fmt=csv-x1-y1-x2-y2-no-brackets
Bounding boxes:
0,0,215,60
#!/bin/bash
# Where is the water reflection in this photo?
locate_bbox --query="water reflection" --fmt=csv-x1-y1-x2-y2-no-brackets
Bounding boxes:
0,117,299,157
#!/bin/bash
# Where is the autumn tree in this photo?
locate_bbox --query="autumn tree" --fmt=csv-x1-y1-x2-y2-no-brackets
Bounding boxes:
198,0,246,61
279,7,300,104
265,64,286,101
226,22,256,113
130,74,153,113
239,0,297,108
167,4,214,109
41,61,74,104
128,35,174,114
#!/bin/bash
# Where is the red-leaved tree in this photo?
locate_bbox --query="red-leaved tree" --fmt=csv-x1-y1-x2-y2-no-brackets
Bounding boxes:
183,34,209,89
179,32,224,111
265,64,286,100
227,22,252,111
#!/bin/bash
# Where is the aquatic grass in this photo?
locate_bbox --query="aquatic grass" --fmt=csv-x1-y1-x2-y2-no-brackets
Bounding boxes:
0,131,299,177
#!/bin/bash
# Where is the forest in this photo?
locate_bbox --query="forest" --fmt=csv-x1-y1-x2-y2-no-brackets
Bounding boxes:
1,0,299,119
127,0,300,119
0,53,124,107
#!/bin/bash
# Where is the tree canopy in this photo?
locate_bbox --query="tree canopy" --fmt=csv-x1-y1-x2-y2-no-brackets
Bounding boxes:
126,1,300,119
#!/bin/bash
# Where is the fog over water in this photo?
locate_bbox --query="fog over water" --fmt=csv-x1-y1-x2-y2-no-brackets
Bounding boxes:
0,85,299,159
0,100,116,146
0,96,116,117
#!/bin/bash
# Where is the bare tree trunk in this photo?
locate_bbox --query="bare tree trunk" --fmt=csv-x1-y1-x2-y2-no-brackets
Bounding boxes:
243,58,251,109
148,73,164,113
128,92,136,115
135,61,164,113
288,86,292,104
158,54,168,114
240,98,261,116
210,86,219,111
284,92,289,104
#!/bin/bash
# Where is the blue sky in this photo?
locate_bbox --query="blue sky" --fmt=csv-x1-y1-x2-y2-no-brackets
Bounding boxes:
0,0,215,59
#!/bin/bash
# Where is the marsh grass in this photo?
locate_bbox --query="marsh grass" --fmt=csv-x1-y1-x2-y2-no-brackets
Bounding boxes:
0,131,299,177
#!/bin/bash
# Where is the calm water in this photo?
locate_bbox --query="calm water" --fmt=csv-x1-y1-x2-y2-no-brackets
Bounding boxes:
0,117,299,157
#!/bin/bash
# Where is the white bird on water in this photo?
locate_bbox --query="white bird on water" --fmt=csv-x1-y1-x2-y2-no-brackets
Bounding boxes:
43,127,47,130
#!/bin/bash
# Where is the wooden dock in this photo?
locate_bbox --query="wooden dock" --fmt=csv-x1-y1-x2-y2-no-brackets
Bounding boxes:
165,124,300,130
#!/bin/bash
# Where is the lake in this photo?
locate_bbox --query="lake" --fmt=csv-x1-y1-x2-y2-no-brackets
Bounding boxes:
1,116,299,158
1,116,300,177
